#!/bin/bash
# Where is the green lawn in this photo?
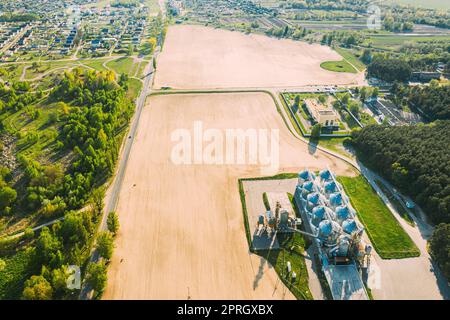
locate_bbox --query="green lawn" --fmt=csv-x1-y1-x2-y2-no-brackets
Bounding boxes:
335,47,366,72
80,58,110,72
127,78,143,100
337,175,420,259
374,180,415,226
24,61,78,80
365,35,450,51
320,60,357,73
106,57,135,76
316,137,354,159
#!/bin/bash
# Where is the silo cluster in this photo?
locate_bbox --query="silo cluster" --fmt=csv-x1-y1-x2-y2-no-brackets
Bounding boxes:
294,169,370,264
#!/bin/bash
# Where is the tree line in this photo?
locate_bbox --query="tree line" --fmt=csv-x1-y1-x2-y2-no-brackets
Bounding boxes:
351,121,450,280
390,82,450,121
0,69,131,299
351,121,449,225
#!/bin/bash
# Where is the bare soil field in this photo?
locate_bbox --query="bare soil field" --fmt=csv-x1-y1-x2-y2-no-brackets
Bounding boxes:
103,92,355,299
154,25,365,89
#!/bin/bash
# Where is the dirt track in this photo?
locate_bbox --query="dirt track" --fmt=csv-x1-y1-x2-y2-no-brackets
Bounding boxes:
154,25,365,89
103,92,355,299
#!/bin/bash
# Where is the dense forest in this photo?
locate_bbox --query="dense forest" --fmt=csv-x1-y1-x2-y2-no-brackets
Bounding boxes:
368,51,450,82
352,121,450,278
351,121,450,225
367,58,412,82
390,83,450,121
0,69,132,299
429,223,450,280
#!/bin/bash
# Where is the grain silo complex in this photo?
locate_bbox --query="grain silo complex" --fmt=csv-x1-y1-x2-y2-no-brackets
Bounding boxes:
294,169,371,300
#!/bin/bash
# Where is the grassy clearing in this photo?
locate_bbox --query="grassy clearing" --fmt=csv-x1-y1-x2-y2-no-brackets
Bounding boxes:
106,57,135,76
0,64,28,82
320,60,357,73
335,47,366,72
365,35,450,51
79,58,110,72
337,175,420,259
374,180,415,226
316,137,354,159
24,61,78,80
127,78,143,100
1,100,65,161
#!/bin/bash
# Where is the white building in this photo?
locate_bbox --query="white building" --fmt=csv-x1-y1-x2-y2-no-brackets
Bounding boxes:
304,98,339,127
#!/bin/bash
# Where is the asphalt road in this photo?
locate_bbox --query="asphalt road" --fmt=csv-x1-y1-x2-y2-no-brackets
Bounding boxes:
79,46,159,300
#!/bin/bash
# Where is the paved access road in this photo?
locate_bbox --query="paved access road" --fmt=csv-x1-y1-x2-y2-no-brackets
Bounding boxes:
79,44,159,300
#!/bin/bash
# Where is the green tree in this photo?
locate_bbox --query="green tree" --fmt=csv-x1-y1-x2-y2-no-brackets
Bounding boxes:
60,210,91,246
311,124,321,139
85,261,108,296
429,223,449,280
318,95,327,104
24,227,34,240
96,231,114,260
349,101,361,119
22,275,53,300
359,87,367,102
127,44,134,56
361,49,372,64
341,93,350,105
51,266,71,298
107,211,119,234
371,87,379,99
35,227,63,267
91,188,104,216
368,58,412,82
0,258,5,271
0,186,17,211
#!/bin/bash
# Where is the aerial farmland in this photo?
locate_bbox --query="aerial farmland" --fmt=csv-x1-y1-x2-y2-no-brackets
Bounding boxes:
0,0,448,305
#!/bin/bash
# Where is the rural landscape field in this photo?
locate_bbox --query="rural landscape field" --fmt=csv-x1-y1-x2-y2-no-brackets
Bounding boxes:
0,0,449,305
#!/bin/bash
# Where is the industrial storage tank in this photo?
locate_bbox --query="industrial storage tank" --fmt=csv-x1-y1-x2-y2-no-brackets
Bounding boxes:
335,205,350,222
324,181,337,193
279,209,289,227
267,211,276,228
298,170,315,184
311,206,326,227
329,192,343,207
318,220,341,245
258,214,265,226
342,219,358,235
306,192,321,210
319,169,332,181
303,181,315,192
301,181,316,199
